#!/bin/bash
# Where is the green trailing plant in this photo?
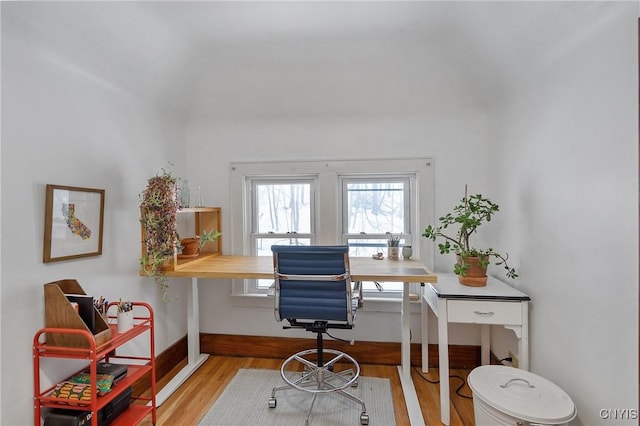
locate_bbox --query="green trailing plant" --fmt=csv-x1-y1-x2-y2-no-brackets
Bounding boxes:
139,166,178,301
422,186,518,280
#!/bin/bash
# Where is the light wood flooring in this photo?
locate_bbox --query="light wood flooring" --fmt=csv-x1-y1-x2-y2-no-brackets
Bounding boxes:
139,355,475,425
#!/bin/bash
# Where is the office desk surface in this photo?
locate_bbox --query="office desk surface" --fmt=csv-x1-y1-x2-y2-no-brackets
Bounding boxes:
164,255,437,283
158,254,435,425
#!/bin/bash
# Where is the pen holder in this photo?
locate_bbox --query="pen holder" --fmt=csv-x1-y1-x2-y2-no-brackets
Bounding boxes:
117,310,133,333
388,246,399,260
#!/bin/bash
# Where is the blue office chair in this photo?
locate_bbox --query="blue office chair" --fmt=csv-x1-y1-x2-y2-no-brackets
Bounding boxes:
268,245,369,426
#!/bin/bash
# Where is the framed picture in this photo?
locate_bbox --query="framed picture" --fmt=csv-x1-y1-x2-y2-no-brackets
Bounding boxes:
43,184,105,263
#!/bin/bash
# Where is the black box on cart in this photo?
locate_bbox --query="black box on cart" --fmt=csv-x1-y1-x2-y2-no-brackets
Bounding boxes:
44,386,132,426
44,410,92,426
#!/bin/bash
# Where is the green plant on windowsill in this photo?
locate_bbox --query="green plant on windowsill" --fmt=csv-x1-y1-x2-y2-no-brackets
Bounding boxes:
422,185,518,285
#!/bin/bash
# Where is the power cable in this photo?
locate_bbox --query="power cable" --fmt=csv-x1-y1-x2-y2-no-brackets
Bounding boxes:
412,367,473,399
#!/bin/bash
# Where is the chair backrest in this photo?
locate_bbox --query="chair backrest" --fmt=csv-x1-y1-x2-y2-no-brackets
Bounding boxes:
271,245,354,325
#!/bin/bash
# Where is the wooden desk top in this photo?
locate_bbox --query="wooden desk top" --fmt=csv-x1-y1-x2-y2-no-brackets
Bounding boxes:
163,255,437,283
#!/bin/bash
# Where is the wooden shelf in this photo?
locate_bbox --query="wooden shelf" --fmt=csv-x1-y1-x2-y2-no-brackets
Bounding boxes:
141,206,222,272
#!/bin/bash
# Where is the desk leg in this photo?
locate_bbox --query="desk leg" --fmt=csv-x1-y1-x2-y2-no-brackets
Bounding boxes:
154,278,209,406
437,300,450,426
398,282,426,426
421,285,429,373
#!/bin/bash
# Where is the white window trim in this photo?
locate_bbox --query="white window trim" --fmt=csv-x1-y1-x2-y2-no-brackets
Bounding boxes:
229,158,434,299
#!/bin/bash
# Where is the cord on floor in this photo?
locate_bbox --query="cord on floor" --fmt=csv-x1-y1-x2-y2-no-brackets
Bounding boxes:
412,367,473,399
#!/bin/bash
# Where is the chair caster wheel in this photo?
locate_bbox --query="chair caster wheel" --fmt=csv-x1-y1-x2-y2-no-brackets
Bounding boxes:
360,412,369,425
268,397,277,408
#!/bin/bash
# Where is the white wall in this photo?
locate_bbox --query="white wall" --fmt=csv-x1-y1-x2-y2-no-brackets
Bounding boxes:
1,8,192,425
187,112,492,343
487,4,638,425
183,15,496,345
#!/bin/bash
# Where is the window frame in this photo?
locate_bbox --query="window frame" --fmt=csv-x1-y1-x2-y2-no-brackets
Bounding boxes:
249,176,317,248
340,174,415,295
247,176,317,293
229,158,434,300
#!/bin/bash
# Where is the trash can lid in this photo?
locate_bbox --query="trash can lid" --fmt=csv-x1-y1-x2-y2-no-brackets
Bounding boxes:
468,366,576,424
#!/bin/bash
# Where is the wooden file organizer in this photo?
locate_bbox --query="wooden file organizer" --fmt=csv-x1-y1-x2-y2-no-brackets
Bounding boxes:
43,279,111,348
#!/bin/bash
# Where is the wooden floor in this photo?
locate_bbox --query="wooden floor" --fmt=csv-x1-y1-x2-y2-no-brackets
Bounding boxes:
138,355,475,425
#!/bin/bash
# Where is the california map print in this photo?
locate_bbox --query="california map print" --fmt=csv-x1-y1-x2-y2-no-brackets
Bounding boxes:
44,185,104,262
61,203,92,240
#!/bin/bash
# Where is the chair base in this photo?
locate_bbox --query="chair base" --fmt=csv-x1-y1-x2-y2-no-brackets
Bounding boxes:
269,348,369,425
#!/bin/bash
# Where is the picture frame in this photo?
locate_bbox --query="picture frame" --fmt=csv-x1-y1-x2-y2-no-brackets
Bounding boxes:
43,184,105,263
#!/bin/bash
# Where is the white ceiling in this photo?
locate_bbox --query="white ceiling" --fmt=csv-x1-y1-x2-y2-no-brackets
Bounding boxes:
4,1,632,119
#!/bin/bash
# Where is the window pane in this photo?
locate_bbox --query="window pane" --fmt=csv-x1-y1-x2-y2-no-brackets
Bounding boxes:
347,238,389,257
256,183,311,233
255,237,311,288
347,238,407,258
346,182,405,234
254,237,311,256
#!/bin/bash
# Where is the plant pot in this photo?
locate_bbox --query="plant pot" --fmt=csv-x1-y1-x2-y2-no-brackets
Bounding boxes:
456,255,488,287
180,238,200,256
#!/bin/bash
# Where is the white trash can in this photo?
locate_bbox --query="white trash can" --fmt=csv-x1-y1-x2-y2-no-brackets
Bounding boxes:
468,365,576,426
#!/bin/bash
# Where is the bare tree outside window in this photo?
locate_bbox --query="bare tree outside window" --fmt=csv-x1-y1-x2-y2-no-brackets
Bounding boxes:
347,182,405,235
257,183,310,234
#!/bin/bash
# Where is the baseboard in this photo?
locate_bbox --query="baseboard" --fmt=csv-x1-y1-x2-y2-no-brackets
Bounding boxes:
138,333,482,398
200,333,481,369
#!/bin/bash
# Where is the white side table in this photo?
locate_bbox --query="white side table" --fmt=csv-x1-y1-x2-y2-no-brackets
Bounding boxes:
421,273,530,425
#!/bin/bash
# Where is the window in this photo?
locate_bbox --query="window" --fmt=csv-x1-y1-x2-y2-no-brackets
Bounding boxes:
229,159,434,299
341,176,413,293
250,178,316,291
250,178,315,255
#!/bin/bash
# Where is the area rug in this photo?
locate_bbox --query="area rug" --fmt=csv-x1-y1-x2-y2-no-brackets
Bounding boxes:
197,368,396,426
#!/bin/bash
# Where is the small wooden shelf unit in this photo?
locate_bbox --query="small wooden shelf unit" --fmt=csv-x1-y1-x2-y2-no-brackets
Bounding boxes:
33,301,156,426
141,206,222,271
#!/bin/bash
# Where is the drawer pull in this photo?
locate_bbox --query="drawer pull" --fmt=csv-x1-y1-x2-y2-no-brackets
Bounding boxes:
474,311,495,317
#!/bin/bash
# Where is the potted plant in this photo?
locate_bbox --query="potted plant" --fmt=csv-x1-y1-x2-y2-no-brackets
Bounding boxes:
422,186,518,286
178,229,222,257
139,167,179,301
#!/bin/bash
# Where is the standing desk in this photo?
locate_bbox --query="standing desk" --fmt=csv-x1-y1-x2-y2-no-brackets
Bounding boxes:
159,255,437,425
422,273,530,425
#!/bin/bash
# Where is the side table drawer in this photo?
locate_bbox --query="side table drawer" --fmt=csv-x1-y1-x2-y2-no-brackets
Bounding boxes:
447,300,523,324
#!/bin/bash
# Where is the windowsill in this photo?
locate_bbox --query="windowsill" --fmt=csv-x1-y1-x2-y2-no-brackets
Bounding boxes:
229,293,423,314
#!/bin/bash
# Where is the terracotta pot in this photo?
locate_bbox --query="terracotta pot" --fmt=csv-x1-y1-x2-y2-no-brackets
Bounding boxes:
456,255,488,287
180,238,200,256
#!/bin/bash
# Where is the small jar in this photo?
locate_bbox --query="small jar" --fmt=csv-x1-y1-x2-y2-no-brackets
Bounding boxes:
402,246,413,259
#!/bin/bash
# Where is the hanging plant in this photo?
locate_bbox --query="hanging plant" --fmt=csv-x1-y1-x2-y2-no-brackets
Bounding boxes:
139,166,178,301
